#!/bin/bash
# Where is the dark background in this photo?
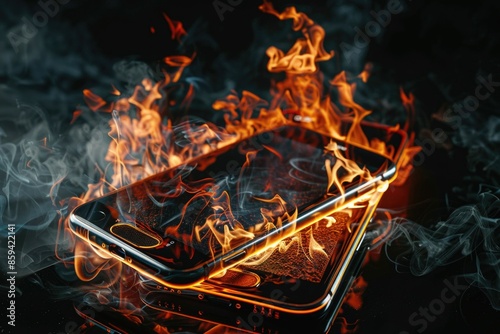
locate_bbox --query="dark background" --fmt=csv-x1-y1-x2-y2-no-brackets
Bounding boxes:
1,0,499,333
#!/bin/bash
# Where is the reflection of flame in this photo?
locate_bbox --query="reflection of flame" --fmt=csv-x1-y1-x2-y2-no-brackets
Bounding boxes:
324,141,371,198
73,241,121,284
58,2,418,331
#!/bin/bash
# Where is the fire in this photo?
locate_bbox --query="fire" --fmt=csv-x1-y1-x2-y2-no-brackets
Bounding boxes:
260,1,344,140
260,0,334,73
193,190,256,253
324,140,371,198
58,1,419,332
73,241,122,284
83,89,109,112
393,89,422,186
163,13,187,42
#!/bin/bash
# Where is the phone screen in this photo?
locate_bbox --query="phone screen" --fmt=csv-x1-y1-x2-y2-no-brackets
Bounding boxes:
74,125,388,274
241,211,352,283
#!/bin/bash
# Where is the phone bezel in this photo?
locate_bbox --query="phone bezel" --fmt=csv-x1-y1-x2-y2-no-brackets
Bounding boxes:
69,122,401,289
138,192,381,310
71,198,380,334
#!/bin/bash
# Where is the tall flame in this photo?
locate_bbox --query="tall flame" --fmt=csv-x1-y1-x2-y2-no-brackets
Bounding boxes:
260,0,334,73
64,0,412,282
58,2,419,331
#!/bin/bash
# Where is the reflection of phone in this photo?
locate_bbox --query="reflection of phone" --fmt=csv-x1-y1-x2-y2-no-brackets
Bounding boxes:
139,200,380,334
70,123,398,288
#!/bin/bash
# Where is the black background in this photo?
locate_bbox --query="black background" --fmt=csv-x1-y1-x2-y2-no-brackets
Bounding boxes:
1,0,499,333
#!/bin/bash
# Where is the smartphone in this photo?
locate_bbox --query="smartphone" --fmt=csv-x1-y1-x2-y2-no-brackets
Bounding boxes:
139,198,381,334
69,123,399,289
72,201,379,334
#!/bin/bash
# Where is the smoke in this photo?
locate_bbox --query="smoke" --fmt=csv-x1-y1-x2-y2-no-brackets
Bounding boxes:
0,90,109,277
374,186,500,311
452,99,500,181
0,1,113,278
0,2,498,332
372,66,500,311
0,0,225,283
0,98,60,273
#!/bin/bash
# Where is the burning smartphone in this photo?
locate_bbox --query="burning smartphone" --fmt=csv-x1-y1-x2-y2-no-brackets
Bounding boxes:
73,202,379,334
138,200,380,334
69,123,400,289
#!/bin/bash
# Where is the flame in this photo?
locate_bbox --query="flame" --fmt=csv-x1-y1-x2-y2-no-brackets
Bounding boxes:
259,0,333,73
70,109,82,124
324,140,372,198
58,2,420,331
392,89,421,186
193,191,255,254
258,1,343,140
163,13,187,42
73,241,122,283
330,72,371,147
344,276,367,311
83,89,110,112
358,63,373,83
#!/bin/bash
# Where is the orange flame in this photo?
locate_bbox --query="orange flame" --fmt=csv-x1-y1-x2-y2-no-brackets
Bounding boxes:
260,0,333,73
257,2,344,140
60,3,420,330
163,13,187,42
358,63,373,83
83,89,110,112
392,89,421,185
330,71,371,147
324,140,372,198
68,2,412,280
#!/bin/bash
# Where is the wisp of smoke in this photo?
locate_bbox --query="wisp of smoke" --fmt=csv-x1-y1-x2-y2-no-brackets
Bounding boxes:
380,187,500,309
